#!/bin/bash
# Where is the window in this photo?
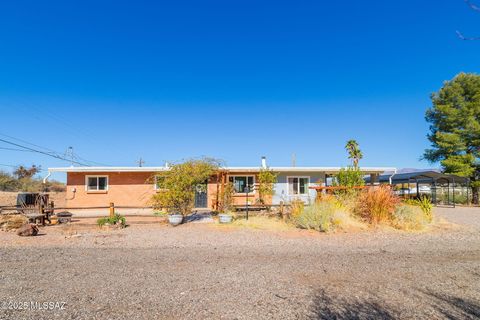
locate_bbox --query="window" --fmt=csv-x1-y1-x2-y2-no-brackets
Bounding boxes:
287,177,309,195
86,176,108,191
229,176,254,193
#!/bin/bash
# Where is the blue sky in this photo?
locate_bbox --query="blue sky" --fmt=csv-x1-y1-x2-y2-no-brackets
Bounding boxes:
1,0,480,180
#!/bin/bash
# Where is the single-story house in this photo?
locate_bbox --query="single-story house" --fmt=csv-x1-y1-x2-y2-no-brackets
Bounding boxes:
46,158,394,209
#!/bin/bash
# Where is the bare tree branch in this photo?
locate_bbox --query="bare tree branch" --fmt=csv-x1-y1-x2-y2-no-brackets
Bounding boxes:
457,0,480,40
465,0,480,12
456,30,480,40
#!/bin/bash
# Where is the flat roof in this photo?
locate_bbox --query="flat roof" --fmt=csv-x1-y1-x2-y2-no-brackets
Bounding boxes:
47,166,395,174
365,170,470,184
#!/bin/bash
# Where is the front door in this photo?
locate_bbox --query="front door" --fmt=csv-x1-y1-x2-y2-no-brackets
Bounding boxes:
194,183,208,208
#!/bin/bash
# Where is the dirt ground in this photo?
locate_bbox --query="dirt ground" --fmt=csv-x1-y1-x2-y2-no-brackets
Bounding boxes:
0,207,479,319
0,191,66,208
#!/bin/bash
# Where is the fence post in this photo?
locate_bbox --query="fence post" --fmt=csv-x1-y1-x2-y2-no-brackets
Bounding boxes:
280,201,284,220
109,202,115,218
39,203,45,225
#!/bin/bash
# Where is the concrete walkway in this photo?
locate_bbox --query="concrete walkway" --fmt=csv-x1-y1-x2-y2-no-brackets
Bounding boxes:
185,211,214,223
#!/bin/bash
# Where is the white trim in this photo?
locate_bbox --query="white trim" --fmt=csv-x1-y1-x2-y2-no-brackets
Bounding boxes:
228,175,256,194
50,167,169,173
286,176,310,196
48,166,396,174
85,175,109,192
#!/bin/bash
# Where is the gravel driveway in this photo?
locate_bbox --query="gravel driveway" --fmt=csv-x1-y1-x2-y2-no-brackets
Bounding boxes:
0,207,479,319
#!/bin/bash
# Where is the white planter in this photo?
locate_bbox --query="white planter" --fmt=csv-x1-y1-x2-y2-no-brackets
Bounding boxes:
168,214,184,226
218,214,233,224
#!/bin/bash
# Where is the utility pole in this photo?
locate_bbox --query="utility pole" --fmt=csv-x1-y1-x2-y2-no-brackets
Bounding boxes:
137,158,145,167
65,146,74,167
291,153,296,167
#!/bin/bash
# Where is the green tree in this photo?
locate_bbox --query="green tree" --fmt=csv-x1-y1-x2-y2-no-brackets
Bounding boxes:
151,158,221,215
333,166,365,188
258,168,277,204
424,73,480,204
345,140,363,168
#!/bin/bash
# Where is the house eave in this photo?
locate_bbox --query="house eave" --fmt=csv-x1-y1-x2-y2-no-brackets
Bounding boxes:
48,166,396,174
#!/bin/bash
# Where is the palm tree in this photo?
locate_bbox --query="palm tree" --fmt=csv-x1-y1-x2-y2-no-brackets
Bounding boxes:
345,140,363,168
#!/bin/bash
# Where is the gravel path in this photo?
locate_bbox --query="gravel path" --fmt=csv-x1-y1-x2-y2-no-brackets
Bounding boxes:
0,207,479,319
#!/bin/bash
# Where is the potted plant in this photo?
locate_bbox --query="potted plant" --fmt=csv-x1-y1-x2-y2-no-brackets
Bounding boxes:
151,158,221,226
167,213,184,226
218,182,235,224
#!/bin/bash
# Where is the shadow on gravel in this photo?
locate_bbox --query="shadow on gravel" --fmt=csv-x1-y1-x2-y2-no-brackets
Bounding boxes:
421,289,480,319
308,290,398,320
309,288,480,319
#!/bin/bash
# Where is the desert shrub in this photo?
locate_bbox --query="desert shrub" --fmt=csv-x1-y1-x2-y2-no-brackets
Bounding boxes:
289,199,305,220
151,158,221,216
332,191,360,211
331,210,350,228
258,168,277,204
452,192,469,204
217,182,235,213
393,205,429,230
0,170,65,192
0,171,20,191
44,181,66,193
333,166,365,188
354,186,400,224
404,196,433,223
438,191,470,205
97,214,126,228
0,214,28,231
294,200,337,232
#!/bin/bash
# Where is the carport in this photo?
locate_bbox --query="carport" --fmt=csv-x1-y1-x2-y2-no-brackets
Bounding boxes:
366,171,470,206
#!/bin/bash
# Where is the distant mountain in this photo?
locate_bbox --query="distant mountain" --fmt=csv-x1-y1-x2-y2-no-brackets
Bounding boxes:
382,168,441,175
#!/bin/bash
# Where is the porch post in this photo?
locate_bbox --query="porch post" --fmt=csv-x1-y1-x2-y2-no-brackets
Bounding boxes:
452,177,456,208
215,172,220,210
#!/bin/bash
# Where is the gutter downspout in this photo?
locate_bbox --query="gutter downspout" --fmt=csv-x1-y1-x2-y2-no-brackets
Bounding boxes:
43,171,52,184
389,168,397,185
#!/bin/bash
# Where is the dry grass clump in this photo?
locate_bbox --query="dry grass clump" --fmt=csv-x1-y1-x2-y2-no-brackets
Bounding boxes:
0,214,28,231
294,200,337,232
222,187,434,234
290,199,305,220
392,205,430,230
404,197,433,223
293,195,365,232
353,186,400,224
227,216,294,231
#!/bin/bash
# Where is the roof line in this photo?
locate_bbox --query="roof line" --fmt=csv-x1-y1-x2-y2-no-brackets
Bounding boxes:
47,166,396,173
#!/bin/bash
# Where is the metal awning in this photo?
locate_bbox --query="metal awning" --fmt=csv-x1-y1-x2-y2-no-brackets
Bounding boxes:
365,171,469,185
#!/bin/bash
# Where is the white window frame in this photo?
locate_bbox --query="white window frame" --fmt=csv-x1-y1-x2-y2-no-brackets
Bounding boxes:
228,175,256,194
286,176,310,196
85,175,109,192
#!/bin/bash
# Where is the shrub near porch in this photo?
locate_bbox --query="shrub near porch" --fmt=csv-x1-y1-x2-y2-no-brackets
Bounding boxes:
292,186,434,233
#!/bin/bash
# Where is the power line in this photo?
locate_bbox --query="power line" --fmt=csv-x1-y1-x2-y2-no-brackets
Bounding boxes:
66,147,111,166
0,132,57,154
0,147,34,152
0,133,110,166
0,163,17,168
0,137,90,166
